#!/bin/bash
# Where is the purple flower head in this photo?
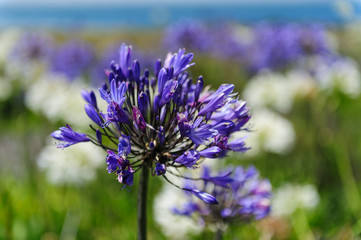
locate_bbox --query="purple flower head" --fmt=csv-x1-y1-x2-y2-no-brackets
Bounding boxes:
164,48,194,76
51,124,90,148
50,40,95,80
246,22,336,73
51,43,252,199
174,165,271,227
208,23,248,60
162,19,211,53
11,31,54,63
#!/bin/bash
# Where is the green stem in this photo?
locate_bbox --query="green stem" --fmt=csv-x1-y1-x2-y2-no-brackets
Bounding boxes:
292,209,315,240
335,143,361,217
215,228,223,240
137,164,149,240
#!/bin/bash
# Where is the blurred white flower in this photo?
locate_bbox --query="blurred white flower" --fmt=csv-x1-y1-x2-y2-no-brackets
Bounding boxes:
25,73,95,127
0,28,21,64
153,184,203,239
315,57,361,98
272,183,320,216
0,28,22,100
37,140,105,185
243,70,315,114
233,109,295,156
0,77,13,101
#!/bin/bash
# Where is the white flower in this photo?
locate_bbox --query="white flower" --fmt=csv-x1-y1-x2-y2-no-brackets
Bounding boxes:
243,70,315,114
153,184,203,239
315,57,361,98
37,140,105,186
272,183,320,216
286,70,316,99
25,73,97,127
0,28,21,64
0,28,22,100
233,109,295,156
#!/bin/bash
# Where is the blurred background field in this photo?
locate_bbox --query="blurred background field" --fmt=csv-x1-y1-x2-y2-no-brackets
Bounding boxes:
2,0,361,239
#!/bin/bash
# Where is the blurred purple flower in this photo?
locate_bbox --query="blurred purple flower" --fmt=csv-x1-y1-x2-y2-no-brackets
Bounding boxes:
50,40,95,80
174,165,271,226
162,19,211,53
11,31,54,63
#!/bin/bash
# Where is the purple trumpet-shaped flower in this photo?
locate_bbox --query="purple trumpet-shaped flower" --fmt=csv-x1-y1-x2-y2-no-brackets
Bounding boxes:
201,166,233,188
106,150,134,187
51,43,252,202
174,165,271,227
175,150,200,169
158,67,173,94
51,124,90,148
138,92,149,118
119,43,132,77
81,90,98,110
85,104,103,126
184,188,219,204
199,146,223,158
155,163,167,176
164,49,194,76
160,80,178,107
132,106,146,131
118,135,131,156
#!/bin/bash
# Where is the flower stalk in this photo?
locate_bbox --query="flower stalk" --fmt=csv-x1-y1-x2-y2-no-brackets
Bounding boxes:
137,162,149,240
215,228,223,240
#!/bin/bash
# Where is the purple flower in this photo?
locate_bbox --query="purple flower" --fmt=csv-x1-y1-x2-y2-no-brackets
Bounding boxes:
247,22,335,73
51,43,252,199
175,150,200,169
81,90,98,110
164,49,194,76
184,188,218,204
106,149,134,187
11,31,54,63
51,124,90,148
199,146,223,158
118,135,131,156
174,166,271,226
132,106,146,131
50,40,95,79
155,163,167,176
162,19,211,53
84,104,103,126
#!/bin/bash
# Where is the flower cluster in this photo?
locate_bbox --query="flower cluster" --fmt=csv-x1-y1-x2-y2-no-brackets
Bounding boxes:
10,31,54,63
173,165,271,227
163,21,335,73
50,40,95,80
52,44,251,202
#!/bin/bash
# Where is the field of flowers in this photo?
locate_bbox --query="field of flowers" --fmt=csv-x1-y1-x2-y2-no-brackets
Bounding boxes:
1,20,361,239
